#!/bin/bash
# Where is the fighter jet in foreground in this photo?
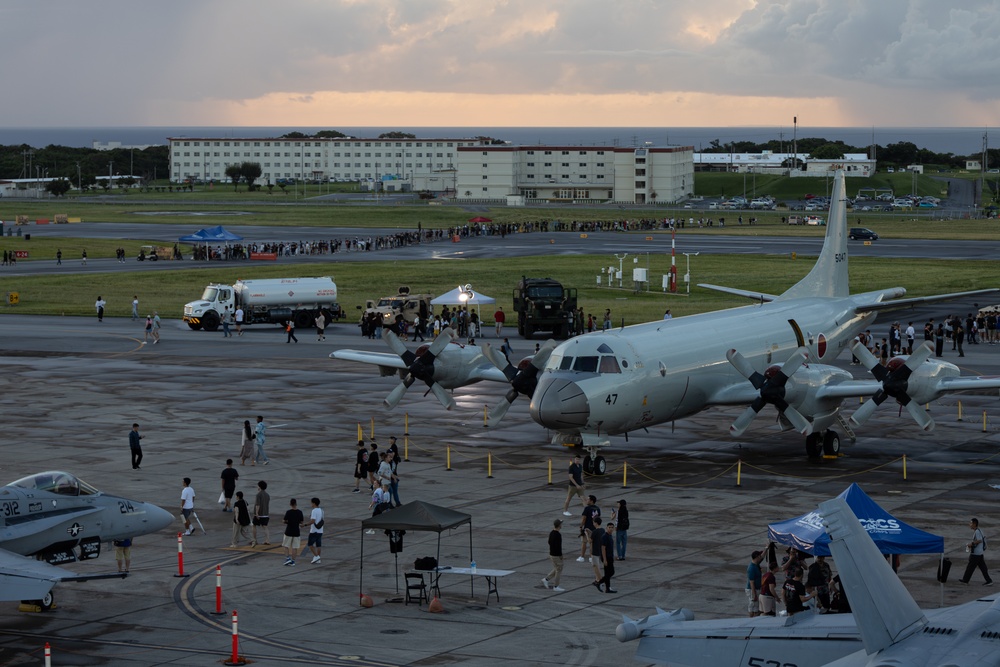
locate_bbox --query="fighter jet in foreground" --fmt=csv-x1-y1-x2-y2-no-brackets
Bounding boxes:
0,471,174,611
331,170,1000,473
617,496,998,667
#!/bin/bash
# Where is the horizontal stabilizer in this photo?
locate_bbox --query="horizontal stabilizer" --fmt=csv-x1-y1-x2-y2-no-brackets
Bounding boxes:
698,284,777,302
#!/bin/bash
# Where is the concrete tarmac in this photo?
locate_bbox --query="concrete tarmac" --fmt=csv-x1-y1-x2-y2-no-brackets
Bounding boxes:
0,315,999,666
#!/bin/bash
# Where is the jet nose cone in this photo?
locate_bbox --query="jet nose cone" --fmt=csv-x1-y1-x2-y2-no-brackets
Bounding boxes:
530,376,590,429
144,503,175,533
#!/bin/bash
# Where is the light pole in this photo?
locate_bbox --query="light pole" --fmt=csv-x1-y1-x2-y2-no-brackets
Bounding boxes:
683,252,700,295
614,253,628,288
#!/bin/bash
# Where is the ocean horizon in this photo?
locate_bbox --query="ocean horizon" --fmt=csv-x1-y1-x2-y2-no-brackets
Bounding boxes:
0,125,991,156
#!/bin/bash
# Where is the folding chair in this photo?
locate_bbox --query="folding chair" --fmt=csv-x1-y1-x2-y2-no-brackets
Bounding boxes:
405,572,428,606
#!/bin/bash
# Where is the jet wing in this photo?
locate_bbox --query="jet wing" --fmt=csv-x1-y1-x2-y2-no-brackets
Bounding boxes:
698,284,778,302
854,287,999,314
0,547,94,601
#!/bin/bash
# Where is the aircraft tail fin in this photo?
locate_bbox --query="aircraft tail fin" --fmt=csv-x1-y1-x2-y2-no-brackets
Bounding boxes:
776,170,850,301
820,497,926,654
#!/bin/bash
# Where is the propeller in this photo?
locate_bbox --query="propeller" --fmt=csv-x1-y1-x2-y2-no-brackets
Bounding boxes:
727,347,812,436
482,339,558,423
383,327,457,410
849,340,935,431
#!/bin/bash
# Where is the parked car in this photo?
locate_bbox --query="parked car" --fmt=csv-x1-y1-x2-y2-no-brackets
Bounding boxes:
848,227,878,241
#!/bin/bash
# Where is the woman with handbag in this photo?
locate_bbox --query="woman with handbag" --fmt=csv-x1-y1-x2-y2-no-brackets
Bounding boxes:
240,420,255,466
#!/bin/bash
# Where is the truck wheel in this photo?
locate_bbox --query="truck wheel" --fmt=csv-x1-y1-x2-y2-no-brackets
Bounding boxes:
187,322,202,331
202,311,220,332
294,311,313,329
524,324,535,339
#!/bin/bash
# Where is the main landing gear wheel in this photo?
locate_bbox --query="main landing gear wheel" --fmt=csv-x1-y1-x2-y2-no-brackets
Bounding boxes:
805,433,823,459
823,431,841,456
593,456,607,475
583,455,594,474
22,591,54,611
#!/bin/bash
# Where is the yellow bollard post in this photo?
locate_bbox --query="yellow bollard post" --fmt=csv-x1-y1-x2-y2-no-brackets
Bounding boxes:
483,405,488,428
622,461,627,489
547,458,552,485
487,451,493,478
958,400,964,421
902,454,907,480
404,413,410,461
736,459,742,487
357,422,363,441
446,445,452,471
370,417,375,441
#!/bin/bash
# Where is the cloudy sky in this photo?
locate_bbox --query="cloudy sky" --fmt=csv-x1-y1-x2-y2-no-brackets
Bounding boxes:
3,0,999,128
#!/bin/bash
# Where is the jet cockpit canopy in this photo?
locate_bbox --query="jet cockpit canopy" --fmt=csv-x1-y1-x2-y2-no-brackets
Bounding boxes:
9,471,100,496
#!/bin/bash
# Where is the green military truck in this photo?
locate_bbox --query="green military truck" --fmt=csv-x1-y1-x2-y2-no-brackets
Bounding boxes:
513,276,578,339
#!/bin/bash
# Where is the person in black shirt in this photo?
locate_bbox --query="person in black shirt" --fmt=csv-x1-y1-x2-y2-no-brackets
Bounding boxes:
612,500,630,560
578,495,600,563
542,519,565,592
282,499,304,566
783,568,812,614
353,440,368,493
220,459,239,512
562,455,586,516
128,423,143,470
600,523,617,593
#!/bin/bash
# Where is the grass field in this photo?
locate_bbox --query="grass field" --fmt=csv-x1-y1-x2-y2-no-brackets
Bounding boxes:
2,254,995,326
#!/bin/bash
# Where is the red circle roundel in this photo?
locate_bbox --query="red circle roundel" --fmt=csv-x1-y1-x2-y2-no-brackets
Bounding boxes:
816,333,827,359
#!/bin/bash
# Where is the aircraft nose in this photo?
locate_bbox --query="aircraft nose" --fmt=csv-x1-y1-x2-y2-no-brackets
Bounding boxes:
144,503,175,532
529,376,590,429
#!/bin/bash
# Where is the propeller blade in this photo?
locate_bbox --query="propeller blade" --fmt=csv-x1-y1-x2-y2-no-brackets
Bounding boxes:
531,340,559,370
730,406,760,436
383,328,409,358
850,398,880,427
384,380,412,410
779,347,809,380
726,349,764,388
782,405,813,435
489,398,514,423
482,343,517,380
903,342,934,372
850,340,886,379
427,327,455,357
904,401,936,432
428,382,456,411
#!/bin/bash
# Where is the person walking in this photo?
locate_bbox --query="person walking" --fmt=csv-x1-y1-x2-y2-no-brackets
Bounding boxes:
235,306,244,336
180,478,196,536
240,420,255,465
131,296,139,321
143,315,154,344
353,439,368,492
253,415,269,465
95,296,106,322
114,537,132,573
221,306,232,337
220,459,239,512
578,495,600,563
285,319,298,343
82,249,87,265
281,499,304,566
250,480,271,547
152,311,161,344
562,455,586,516
960,517,993,586
129,423,144,470
612,499,630,560
304,497,324,564
56,249,62,265
315,312,326,342
542,518,566,592
230,491,251,547
494,307,505,337
746,549,764,617
599,522,617,593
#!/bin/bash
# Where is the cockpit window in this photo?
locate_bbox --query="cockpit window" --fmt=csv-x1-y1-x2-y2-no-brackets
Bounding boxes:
597,343,614,354
10,471,99,496
559,356,575,370
573,356,599,372
599,356,622,374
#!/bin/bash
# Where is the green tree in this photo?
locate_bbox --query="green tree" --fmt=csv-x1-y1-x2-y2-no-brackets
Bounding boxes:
378,131,416,139
45,178,72,197
240,162,262,191
281,131,309,138
315,130,347,138
810,143,845,160
225,164,242,190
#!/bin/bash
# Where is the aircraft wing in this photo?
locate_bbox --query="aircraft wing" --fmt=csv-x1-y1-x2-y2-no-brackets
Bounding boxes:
698,284,778,302
329,349,511,385
330,349,408,374
0,547,96,602
854,287,999,314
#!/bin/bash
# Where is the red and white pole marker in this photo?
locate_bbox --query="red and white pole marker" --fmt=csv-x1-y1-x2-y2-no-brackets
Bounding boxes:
173,532,189,578
222,609,246,666
211,564,225,615
44,642,51,667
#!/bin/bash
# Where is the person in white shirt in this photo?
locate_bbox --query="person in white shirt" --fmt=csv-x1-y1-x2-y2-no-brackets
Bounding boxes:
304,498,324,564
180,477,196,536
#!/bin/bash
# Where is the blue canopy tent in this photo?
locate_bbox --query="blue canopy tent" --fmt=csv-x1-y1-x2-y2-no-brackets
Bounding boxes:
178,226,244,260
767,483,944,556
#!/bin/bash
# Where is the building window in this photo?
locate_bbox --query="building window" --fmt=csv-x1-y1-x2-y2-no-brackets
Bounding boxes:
579,163,587,167
527,150,535,155
597,175,605,179
526,174,534,178
635,169,646,176
544,162,552,167
527,162,535,166
562,151,569,155
482,186,487,191
543,174,552,179
483,163,488,168
562,162,569,167
482,175,488,179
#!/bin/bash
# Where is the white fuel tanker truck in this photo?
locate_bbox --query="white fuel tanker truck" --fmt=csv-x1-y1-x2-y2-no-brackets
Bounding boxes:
183,277,341,331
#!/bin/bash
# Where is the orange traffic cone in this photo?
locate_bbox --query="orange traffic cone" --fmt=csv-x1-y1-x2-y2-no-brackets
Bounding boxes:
428,596,444,613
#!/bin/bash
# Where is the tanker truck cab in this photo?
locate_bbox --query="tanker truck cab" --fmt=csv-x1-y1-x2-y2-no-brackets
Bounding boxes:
184,284,235,331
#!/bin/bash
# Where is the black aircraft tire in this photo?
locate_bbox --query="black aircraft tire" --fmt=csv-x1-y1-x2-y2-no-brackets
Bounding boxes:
823,431,841,456
582,455,594,474
805,433,823,459
594,456,607,475
201,311,220,332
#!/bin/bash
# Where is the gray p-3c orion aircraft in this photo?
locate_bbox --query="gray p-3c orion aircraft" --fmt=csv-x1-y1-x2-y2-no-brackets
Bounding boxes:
331,170,1000,474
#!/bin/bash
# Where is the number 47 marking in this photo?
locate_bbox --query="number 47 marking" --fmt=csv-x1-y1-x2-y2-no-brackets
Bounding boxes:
605,394,618,405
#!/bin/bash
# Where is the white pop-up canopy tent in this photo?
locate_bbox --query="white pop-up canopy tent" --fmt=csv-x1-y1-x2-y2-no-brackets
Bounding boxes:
430,286,496,306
